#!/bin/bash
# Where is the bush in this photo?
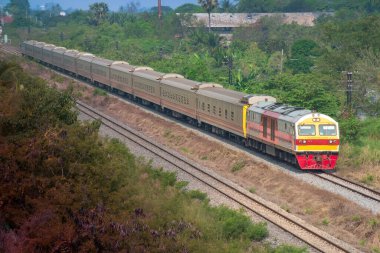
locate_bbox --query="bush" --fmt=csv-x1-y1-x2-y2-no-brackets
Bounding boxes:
231,159,246,172
93,88,107,96
188,190,208,201
339,116,361,143
148,167,177,187
215,206,268,240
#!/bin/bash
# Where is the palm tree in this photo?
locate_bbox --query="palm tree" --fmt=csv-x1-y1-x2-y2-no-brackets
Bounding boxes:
198,0,218,32
89,2,109,25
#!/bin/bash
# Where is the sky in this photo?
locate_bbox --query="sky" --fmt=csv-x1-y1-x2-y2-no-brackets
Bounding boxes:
26,0,199,11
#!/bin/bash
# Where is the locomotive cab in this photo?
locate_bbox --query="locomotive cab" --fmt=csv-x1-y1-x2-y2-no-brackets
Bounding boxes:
295,113,339,170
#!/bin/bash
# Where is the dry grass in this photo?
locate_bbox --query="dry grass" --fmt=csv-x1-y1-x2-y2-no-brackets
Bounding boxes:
337,143,380,190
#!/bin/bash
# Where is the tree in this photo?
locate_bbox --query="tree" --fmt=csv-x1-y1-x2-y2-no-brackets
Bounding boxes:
198,0,218,32
5,0,30,26
175,3,203,13
219,0,236,12
286,39,319,74
89,2,109,26
237,0,277,12
119,1,140,14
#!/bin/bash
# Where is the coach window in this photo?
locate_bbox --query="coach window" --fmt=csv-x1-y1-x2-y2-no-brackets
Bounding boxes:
231,111,234,121
298,125,316,136
225,109,228,119
207,104,210,113
219,108,222,117
213,106,216,114
319,125,337,136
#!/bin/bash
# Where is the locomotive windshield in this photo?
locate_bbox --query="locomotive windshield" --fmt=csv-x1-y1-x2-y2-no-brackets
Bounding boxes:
319,125,337,136
298,125,316,136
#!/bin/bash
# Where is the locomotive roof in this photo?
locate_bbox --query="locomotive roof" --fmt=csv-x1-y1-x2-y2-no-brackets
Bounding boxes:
249,102,312,122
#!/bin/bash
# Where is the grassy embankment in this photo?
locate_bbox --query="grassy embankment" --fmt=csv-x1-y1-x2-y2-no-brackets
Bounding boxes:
0,59,307,252
337,118,380,189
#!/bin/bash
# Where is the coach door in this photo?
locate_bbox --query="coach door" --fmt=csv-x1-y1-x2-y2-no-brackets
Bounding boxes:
270,118,276,141
263,116,267,138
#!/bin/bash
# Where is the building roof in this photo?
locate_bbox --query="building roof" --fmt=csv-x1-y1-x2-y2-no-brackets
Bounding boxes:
181,12,325,28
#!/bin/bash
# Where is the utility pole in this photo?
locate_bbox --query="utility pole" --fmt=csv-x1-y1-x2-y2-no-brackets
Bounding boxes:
347,71,353,109
280,49,283,73
158,0,162,20
159,47,163,59
224,55,233,85
228,55,233,85
158,0,162,31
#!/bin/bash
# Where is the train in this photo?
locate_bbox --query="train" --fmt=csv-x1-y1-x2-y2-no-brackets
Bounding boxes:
21,40,340,170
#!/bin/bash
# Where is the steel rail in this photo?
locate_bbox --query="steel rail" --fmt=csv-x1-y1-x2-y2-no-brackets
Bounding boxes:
315,172,380,203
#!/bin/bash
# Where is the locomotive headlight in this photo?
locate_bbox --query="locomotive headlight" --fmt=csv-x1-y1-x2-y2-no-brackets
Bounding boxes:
312,118,320,122
329,140,333,144
303,140,307,144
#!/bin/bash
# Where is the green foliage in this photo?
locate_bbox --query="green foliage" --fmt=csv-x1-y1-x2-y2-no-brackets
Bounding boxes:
89,2,109,26
188,190,208,201
236,0,380,13
214,206,268,240
0,62,77,135
249,73,340,116
231,159,246,172
93,88,107,96
339,117,361,143
175,3,204,13
175,180,189,189
5,0,30,26
218,0,236,12
361,174,374,185
286,39,320,73
368,218,379,229
148,167,177,187
198,0,219,13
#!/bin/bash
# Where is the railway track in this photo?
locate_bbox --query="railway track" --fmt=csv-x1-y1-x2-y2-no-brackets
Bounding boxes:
0,44,22,56
315,172,380,203
76,100,358,253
